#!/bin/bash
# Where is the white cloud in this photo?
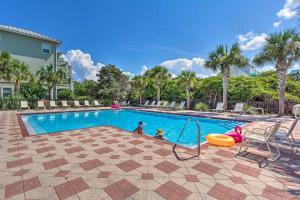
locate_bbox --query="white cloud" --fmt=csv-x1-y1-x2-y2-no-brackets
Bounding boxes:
273,21,281,28
160,57,215,78
277,0,300,20
63,49,104,81
122,71,135,78
238,32,268,51
140,65,149,75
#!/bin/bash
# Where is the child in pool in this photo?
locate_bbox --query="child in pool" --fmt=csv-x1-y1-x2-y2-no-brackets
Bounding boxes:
133,121,144,135
154,129,167,140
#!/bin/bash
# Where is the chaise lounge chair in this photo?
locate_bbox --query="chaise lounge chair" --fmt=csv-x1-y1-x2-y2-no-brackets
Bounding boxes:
94,100,102,107
146,101,156,107
74,101,81,107
50,101,57,109
84,100,91,107
275,119,298,153
159,101,169,108
167,101,176,109
152,101,162,108
62,101,69,108
176,101,186,110
237,120,282,162
141,100,149,107
210,102,224,112
20,101,29,109
37,101,45,109
228,103,244,115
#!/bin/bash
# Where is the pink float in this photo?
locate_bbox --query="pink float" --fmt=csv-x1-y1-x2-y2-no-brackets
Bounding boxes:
111,105,120,109
225,126,243,143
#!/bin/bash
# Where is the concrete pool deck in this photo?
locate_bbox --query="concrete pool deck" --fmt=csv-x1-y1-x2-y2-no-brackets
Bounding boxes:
0,108,299,199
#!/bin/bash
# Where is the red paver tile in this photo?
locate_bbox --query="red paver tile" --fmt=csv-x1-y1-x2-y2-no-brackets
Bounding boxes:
192,162,220,176
154,161,179,174
8,145,28,153
77,154,88,158
129,140,144,145
104,179,139,200
98,171,111,178
143,156,152,160
7,157,33,169
54,177,89,200
155,181,192,200
123,147,143,156
142,173,153,180
144,145,152,148
80,138,95,144
32,138,48,143
65,146,84,154
117,160,142,172
212,158,223,163
153,148,172,157
5,176,41,198
80,159,104,171
13,169,29,176
233,163,260,177
36,146,56,153
95,147,113,155
262,185,297,200
110,155,120,159
43,158,68,170
55,138,71,143
207,183,246,200
230,176,246,184
104,139,120,144
55,170,70,177
216,150,235,159
185,175,199,182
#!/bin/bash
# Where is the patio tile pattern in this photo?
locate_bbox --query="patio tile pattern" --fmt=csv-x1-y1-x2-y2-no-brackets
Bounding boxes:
0,109,299,200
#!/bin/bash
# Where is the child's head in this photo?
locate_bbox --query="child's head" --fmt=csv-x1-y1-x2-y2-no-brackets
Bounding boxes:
138,121,144,128
156,128,164,135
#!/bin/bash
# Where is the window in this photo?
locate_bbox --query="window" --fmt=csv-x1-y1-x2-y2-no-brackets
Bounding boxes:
41,43,51,54
2,87,12,98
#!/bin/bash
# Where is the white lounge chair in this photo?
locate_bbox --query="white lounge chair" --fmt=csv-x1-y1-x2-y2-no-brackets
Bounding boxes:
159,101,169,108
37,101,45,109
167,101,176,109
238,120,282,161
20,101,29,109
74,101,81,107
84,100,91,107
176,101,186,110
152,101,162,107
210,102,224,112
141,100,149,107
94,100,102,107
276,119,298,153
49,101,57,109
146,101,156,107
228,103,244,114
62,101,69,108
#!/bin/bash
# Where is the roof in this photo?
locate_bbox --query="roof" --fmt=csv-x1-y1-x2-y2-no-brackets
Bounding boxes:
0,24,61,44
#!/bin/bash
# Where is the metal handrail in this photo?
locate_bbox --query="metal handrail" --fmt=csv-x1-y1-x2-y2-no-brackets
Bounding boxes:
173,119,201,161
244,107,264,118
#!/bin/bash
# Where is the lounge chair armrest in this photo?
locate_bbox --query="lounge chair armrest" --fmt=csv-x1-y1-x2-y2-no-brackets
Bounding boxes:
251,128,266,134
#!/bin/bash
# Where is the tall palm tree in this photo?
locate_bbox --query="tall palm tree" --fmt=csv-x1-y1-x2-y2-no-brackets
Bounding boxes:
178,70,196,109
131,75,148,104
205,43,248,110
10,59,31,93
145,66,170,102
36,65,65,100
253,29,300,116
0,51,12,79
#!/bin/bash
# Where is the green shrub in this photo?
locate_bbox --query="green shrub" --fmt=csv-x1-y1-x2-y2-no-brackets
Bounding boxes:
243,104,259,114
57,89,74,100
2,94,24,109
76,96,93,101
20,84,46,107
194,102,209,111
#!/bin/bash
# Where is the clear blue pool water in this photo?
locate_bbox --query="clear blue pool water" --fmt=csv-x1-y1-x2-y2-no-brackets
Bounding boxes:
22,109,245,147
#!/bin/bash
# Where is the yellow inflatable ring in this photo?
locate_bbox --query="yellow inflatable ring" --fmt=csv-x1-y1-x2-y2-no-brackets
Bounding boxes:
206,134,235,147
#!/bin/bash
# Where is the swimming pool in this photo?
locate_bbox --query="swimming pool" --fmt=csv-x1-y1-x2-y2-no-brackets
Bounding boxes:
22,109,245,147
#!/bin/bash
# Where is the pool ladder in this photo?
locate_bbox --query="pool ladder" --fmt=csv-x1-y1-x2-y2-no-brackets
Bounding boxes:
173,118,201,161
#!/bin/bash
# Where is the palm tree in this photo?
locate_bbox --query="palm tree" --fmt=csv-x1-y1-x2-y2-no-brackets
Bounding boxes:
131,75,148,104
0,51,12,79
253,29,300,116
145,66,170,102
10,59,31,93
205,43,248,111
178,70,196,109
36,65,65,100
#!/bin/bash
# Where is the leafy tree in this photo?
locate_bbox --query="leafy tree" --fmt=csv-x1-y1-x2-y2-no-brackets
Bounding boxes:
178,70,197,109
74,80,97,97
131,76,148,104
205,43,248,110
20,84,46,103
0,51,12,79
57,89,74,100
161,79,184,101
144,66,170,102
253,29,300,115
194,76,222,105
36,65,65,100
9,59,31,93
96,64,129,99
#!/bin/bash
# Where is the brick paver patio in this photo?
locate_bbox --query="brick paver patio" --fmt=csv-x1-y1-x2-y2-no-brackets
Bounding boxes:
0,109,299,200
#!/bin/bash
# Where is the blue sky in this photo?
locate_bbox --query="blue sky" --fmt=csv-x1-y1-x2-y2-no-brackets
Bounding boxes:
1,0,299,80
